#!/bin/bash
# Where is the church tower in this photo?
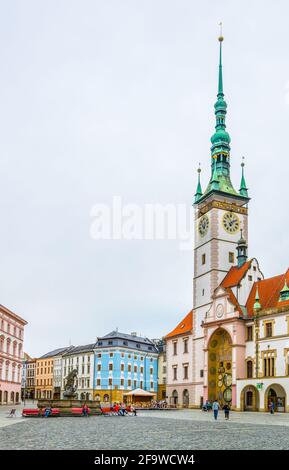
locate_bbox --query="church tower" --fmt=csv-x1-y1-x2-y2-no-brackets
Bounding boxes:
193,32,249,316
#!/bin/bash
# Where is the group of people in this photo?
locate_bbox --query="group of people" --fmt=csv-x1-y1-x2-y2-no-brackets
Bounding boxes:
110,403,137,416
151,400,168,409
202,400,230,420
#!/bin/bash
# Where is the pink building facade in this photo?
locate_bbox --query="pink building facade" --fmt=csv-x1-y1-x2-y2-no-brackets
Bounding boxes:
0,305,27,405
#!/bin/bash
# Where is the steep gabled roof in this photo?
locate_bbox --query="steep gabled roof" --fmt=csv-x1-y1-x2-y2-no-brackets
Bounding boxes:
165,310,193,339
40,346,73,359
221,260,252,288
62,344,97,356
246,269,289,317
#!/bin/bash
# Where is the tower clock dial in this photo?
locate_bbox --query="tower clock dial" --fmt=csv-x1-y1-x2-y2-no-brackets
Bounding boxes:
222,212,240,234
198,215,209,237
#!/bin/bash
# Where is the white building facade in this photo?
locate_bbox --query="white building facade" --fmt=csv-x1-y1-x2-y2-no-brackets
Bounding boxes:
61,344,95,401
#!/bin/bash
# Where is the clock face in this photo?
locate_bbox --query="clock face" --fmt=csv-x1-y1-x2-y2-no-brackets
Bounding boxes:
223,387,232,403
223,373,232,387
198,215,209,237
216,304,224,319
222,212,240,234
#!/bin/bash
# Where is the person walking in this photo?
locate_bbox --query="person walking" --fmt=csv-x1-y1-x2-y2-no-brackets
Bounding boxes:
269,401,275,414
223,403,230,420
212,400,220,420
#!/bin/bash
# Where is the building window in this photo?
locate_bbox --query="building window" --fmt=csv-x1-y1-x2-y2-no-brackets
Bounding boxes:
134,380,137,388
173,342,177,356
200,369,204,378
150,382,153,389
120,379,124,386
263,354,275,377
253,266,256,272
134,365,138,373
108,378,112,386
97,379,101,386
128,380,131,387
202,254,206,265
265,322,273,338
202,289,205,296
183,338,188,354
247,326,253,341
173,367,177,381
248,275,253,281
97,353,101,358
183,365,188,380
109,353,114,358
229,252,234,263
247,360,253,378
121,364,124,372
109,363,113,371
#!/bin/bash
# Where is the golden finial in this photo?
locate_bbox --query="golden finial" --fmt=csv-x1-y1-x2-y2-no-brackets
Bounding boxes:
218,22,224,42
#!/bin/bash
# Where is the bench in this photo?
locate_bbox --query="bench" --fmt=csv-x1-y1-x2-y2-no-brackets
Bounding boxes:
22,408,40,417
71,407,91,416
40,408,60,417
22,408,60,417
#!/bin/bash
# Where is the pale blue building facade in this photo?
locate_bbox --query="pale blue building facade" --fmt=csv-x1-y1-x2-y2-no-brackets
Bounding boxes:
93,331,159,403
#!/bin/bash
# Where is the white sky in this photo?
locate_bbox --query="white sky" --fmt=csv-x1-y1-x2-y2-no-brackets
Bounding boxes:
1,0,289,357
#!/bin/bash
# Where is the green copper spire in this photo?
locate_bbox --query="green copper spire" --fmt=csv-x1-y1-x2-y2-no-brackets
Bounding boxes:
194,165,203,203
239,158,248,197
253,285,262,311
279,278,289,302
210,158,220,191
200,28,241,200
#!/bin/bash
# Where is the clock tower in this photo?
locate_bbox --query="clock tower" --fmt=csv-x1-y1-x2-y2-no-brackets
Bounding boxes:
193,33,249,319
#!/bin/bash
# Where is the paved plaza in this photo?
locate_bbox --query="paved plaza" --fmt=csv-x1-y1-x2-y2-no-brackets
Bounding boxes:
1,405,289,450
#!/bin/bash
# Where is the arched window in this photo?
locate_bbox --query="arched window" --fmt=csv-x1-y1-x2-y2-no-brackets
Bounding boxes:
247,360,253,378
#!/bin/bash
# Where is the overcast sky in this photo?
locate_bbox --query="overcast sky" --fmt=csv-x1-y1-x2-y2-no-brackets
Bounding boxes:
1,1,289,357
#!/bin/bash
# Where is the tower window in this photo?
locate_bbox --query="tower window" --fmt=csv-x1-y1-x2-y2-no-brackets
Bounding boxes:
202,289,205,296
229,252,234,263
202,254,206,265
248,275,253,281
247,326,253,341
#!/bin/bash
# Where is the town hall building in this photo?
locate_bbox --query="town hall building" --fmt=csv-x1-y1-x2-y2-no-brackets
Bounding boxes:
166,33,289,412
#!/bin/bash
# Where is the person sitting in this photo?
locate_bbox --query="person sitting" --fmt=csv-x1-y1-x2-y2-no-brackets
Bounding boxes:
44,406,52,418
82,403,89,417
130,405,137,416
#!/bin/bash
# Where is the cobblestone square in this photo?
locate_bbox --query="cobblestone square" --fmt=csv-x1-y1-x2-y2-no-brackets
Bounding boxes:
1,407,289,450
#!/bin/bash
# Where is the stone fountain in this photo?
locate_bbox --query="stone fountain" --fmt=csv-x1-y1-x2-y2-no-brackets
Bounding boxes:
37,369,101,415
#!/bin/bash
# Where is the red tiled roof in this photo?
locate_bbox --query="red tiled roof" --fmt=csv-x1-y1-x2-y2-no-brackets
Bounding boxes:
226,288,243,315
221,260,252,289
165,310,193,339
246,269,289,317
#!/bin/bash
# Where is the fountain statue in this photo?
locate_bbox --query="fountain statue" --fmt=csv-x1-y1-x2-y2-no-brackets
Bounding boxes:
63,369,78,398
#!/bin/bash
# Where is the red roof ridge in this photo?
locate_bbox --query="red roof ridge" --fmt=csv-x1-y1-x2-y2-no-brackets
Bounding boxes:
221,260,252,289
165,310,193,339
246,268,289,317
